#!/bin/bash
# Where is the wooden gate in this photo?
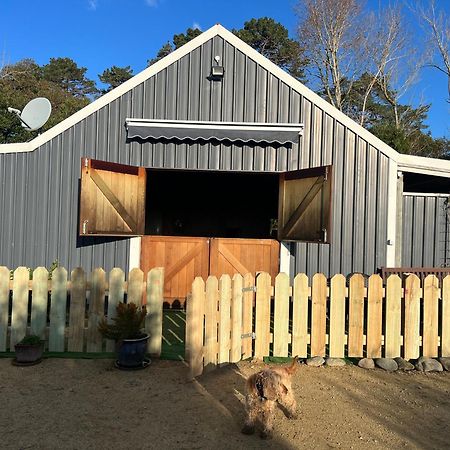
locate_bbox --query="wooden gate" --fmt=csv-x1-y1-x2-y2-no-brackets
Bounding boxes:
140,236,209,305
140,236,279,304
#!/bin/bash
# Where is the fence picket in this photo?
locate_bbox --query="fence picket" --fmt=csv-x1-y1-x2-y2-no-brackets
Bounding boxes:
231,274,243,363
204,276,219,368
128,268,144,306
68,268,86,352
0,267,9,351
348,274,365,357
218,274,231,364
385,275,402,358
11,267,29,348
423,275,439,357
254,272,271,359
366,275,383,358
30,267,48,341
187,278,205,379
291,273,309,358
329,274,346,358
87,268,106,352
404,275,421,360
273,273,290,357
241,273,254,360
146,267,164,356
443,275,450,357
311,273,327,357
49,267,68,352
106,268,125,352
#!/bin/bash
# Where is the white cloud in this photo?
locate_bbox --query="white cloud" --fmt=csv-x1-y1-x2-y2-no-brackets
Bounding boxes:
88,0,98,10
192,22,202,31
145,0,158,6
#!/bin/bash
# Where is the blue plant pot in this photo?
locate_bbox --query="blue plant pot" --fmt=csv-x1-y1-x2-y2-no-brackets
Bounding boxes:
116,335,149,368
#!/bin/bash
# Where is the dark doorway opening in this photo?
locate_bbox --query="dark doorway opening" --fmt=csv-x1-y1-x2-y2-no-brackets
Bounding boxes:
145,169,279,238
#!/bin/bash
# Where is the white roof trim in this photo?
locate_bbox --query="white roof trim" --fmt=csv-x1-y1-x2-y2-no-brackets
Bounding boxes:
1,23,449,178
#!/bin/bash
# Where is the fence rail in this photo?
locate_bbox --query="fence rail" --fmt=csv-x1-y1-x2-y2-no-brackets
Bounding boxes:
186,272,450,378
0,266,164,355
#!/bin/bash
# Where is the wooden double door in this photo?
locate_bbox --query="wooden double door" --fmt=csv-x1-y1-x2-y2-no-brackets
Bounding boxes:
140,236,279,305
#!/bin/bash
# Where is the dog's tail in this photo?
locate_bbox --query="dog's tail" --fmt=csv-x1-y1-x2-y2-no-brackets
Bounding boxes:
285,355,299,375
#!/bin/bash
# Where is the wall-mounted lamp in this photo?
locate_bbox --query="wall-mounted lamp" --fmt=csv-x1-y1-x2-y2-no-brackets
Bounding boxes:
211,55,224,79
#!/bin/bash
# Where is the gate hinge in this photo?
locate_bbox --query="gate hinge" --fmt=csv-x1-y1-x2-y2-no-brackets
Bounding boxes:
242,286,256,293
241,332,256,340
82,220,89,234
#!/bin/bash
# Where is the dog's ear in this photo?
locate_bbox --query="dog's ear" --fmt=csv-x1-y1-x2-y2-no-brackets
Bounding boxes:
286,356,299,375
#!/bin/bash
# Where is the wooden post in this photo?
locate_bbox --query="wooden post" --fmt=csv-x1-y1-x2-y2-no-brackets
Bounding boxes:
230,274,243,363
204,276,219,369
385,275,402,358
146,267,164,357
291,273,309,358
348,274,365,357
311,273,327,357
11,267,29,348
187,277,205,379
106,268,125,352
68,268,87,352
273,273,290,357
254,272,271,360
0,267,9,351
423,275,439,357
128,268,145,306
218,274,231,364
86,268,106,353
241,273,254,360
30,267,48,341
49,267,68,352
404,275,421,360
329,274,346,358
366,274,383,358
442,275,450,357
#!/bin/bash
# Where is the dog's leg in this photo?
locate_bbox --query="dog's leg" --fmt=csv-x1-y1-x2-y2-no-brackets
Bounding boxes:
279,389,297,419
260,400,276,439
241,394,257,435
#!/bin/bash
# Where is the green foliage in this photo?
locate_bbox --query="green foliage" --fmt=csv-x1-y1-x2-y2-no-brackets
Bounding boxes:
147,28,202,66
0,59,90,143
98,302,147,341
42,57,98,98
233,17,307,81
148,19,307,81
98,65,133,93
18,334,43,345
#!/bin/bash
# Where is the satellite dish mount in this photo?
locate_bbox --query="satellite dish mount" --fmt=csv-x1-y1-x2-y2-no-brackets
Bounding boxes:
7,97,52,133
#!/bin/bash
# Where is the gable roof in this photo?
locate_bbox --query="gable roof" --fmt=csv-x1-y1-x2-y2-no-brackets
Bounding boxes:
1,24,449,177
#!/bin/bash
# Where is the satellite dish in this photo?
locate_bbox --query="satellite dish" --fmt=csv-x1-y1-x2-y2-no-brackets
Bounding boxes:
7,97,52,131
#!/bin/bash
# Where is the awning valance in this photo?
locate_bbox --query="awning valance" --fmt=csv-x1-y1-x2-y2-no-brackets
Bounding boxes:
125,119,303,145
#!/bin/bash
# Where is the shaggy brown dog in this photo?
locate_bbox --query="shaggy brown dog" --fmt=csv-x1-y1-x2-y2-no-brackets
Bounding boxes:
241,357,299,439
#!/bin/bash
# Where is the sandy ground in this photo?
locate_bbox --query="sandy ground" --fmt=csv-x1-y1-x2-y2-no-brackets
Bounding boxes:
1,358,449,450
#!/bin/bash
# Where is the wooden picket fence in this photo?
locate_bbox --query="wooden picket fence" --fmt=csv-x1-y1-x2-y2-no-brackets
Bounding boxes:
186,272,450,378
0,266,164,354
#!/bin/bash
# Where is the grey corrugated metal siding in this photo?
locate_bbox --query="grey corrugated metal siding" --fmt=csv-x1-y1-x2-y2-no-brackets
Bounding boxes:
402,194,450,267
0,35,391,277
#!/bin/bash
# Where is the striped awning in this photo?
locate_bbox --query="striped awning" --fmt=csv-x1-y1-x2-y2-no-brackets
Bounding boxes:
125,119,303,145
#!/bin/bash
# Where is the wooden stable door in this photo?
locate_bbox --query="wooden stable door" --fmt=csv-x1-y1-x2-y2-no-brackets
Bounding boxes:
140,236,279,304
209,238,279,279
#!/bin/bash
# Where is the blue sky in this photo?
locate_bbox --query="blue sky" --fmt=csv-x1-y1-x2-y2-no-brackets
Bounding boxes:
1,0,449,138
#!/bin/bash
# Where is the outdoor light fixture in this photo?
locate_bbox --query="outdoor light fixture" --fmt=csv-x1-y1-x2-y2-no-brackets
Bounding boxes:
211,55,224,79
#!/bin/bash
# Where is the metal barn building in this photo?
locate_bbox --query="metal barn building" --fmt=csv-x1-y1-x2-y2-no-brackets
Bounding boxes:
0,25,449,300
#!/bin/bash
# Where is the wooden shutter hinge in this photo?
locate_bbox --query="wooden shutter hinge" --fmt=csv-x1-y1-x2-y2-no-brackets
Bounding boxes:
82,220,89,234
241,332,256,340
242,286,256,293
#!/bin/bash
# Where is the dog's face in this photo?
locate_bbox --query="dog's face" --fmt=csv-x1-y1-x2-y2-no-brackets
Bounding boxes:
242,357,299,439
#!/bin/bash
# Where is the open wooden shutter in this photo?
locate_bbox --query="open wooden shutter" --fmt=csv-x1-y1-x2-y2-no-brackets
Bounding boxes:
278,166,332,242
79,157,146,236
